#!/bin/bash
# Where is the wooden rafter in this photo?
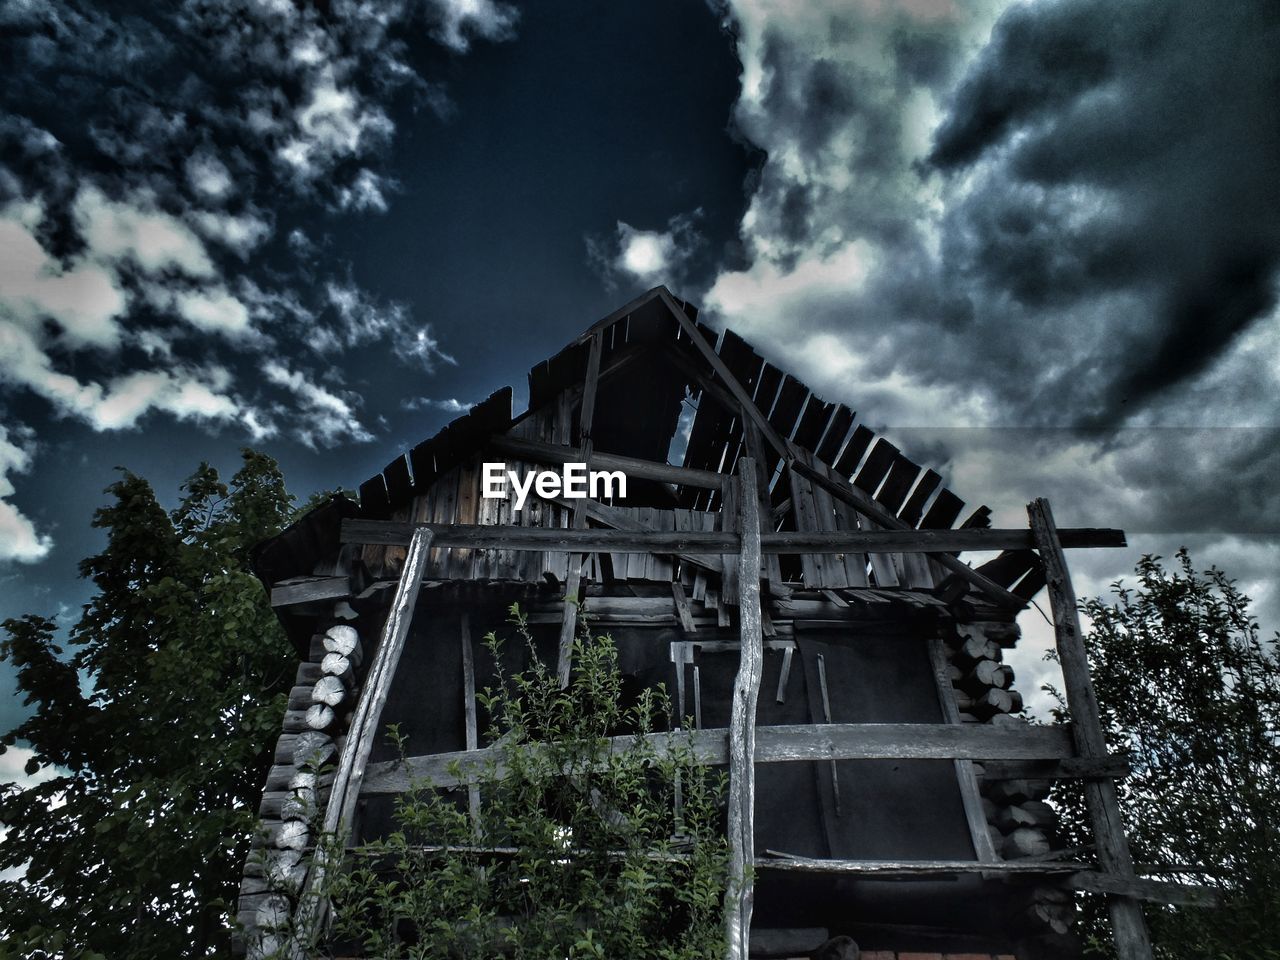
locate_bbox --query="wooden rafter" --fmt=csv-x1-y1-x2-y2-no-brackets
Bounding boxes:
557,329,602,686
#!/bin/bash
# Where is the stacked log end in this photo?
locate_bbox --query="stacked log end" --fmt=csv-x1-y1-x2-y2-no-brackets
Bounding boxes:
235,616,368,959
945,619,1074,943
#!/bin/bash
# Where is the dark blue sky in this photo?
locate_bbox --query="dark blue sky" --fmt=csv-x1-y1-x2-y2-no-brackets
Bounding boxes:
2,0,1278,744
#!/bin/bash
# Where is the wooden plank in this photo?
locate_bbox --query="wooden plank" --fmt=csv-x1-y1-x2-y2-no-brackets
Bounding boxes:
899,469,942,526
720,477,740,605
743,421,783,589
792,460,1027,609
807,454,846,588
755,857,1088,877
1028,498,1152,960
928,638,999,863
361,722,1077,794
791,397,834,453
815,405,854,466
293,525,435,944
852,439,898,496
461,613,480,829
833,424,874,478
343,520,1126,555
788,457,824,587
558,330,602,686
921,488,964,529
725,460,763,960
358,474,390,520
876,455,921,514
1066,871,1219,909
491,435,723,489
270,576,352,608
660,289,791,462
672,581,696,633
382,453,412,508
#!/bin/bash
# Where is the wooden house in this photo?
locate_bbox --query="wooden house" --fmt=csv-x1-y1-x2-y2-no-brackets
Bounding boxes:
237,287,1196,960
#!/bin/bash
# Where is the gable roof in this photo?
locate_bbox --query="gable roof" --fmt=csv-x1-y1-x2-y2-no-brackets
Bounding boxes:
350,286,1043,593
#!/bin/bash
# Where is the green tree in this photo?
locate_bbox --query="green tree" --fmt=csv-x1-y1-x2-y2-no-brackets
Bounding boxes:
1050,550,1280,959
324,607,731,959
0,450,297,958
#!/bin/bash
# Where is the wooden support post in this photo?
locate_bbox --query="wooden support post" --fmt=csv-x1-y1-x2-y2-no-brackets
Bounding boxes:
1028,498,1153,960
927,638,998,863
292,525,434,951
558,331,603,687
725,458,764,960
460,612,480,831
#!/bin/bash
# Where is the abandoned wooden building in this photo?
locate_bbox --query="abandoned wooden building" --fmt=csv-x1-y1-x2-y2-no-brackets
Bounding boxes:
237,287,1207,960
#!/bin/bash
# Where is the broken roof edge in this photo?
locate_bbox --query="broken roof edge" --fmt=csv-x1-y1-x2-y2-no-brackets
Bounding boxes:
251,287,1047,616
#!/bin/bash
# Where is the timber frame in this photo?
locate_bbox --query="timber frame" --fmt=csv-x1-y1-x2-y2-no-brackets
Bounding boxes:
239,287,1212,960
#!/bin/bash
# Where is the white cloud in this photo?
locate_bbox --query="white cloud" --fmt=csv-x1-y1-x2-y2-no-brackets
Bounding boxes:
0,744,65,882
0,425,53,564
590,212,703,289
322,282,457,369
0,201,128,350
262,360,371,448
73,186,215,278
189,208,273,257
425,0,518,53
402,396,469,413
172,288,255,340
278,66,394,184
336,169,391,213
185,152,233,199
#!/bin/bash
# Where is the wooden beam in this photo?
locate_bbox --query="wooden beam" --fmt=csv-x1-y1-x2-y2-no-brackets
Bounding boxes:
460,612,480,830
755,856,1088,876
558,330,602,687
293,525,434,945
1066,871,1219,909
270,575,352,608
360,722,1077,794
489,435,724,489
927,638,999,863
725,460,764,960
571,284,669,346
341,518,1125,555
1029,498,1153,960
658,288,792,462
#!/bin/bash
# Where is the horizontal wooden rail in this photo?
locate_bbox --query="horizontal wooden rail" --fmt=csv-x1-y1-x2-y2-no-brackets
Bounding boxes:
361,722,1077,794
341,519,1125,555
488,435,725,489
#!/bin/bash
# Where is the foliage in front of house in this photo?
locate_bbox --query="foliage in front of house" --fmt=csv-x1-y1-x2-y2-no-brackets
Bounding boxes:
325,608,731,959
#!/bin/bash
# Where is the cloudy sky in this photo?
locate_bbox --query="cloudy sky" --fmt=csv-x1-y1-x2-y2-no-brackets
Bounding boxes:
2,0,1277,739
